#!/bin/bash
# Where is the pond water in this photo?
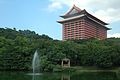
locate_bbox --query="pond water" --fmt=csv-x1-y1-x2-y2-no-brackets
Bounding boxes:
0,71,120,80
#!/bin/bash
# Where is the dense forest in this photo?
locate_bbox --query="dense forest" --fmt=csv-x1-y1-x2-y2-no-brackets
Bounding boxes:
0,28,120,71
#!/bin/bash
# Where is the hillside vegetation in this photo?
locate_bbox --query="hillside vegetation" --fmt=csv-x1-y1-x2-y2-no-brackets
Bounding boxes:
0,28,120,71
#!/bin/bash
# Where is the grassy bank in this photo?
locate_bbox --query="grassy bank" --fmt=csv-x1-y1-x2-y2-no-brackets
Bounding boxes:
53,66,120,72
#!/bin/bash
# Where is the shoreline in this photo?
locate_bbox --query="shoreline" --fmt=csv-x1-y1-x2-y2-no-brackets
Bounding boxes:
0,66,120,73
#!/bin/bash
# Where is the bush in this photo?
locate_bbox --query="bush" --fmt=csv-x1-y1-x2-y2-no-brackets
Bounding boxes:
96,57,113,68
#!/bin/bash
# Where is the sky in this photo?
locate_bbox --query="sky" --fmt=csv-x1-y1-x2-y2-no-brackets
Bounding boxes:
0,0,120,40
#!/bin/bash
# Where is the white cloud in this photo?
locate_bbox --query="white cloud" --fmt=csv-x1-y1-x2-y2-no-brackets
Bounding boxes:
48,0,120,23
93,8,120,23
108,33,120,38
48,1,62,12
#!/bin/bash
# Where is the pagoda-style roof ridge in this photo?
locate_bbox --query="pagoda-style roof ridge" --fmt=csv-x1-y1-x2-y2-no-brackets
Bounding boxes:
57,14,85,23
60,5,81,18
86,16,110,30
59,5,109,26
84,10,108,25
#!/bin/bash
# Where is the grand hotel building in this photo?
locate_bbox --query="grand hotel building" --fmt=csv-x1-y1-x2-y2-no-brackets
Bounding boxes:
57,5,110,40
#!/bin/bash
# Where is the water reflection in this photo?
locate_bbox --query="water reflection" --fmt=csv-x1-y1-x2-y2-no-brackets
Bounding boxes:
71,72,118,80
0,71,119,80
32,75,39,80
33,75,35,80
61,74,70,80
116,71,120,80
60,72,118,80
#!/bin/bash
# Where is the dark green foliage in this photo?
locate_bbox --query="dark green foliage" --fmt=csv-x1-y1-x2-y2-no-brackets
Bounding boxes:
0,28,52,70
0,28,120,71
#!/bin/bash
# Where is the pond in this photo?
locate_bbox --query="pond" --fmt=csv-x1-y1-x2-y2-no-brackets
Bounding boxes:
0,71,120,80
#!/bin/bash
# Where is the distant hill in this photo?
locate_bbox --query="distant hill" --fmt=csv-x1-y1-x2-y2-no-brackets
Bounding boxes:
0,28,53,40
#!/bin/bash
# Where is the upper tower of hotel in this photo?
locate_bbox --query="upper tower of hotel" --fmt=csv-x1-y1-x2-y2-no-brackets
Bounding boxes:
57,5,110,40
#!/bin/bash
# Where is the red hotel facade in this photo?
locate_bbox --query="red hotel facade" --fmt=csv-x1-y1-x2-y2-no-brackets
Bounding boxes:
57,5,110,40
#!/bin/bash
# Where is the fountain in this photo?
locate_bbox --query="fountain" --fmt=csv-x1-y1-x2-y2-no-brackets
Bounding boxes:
32,50,40,80
32,50,40,75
